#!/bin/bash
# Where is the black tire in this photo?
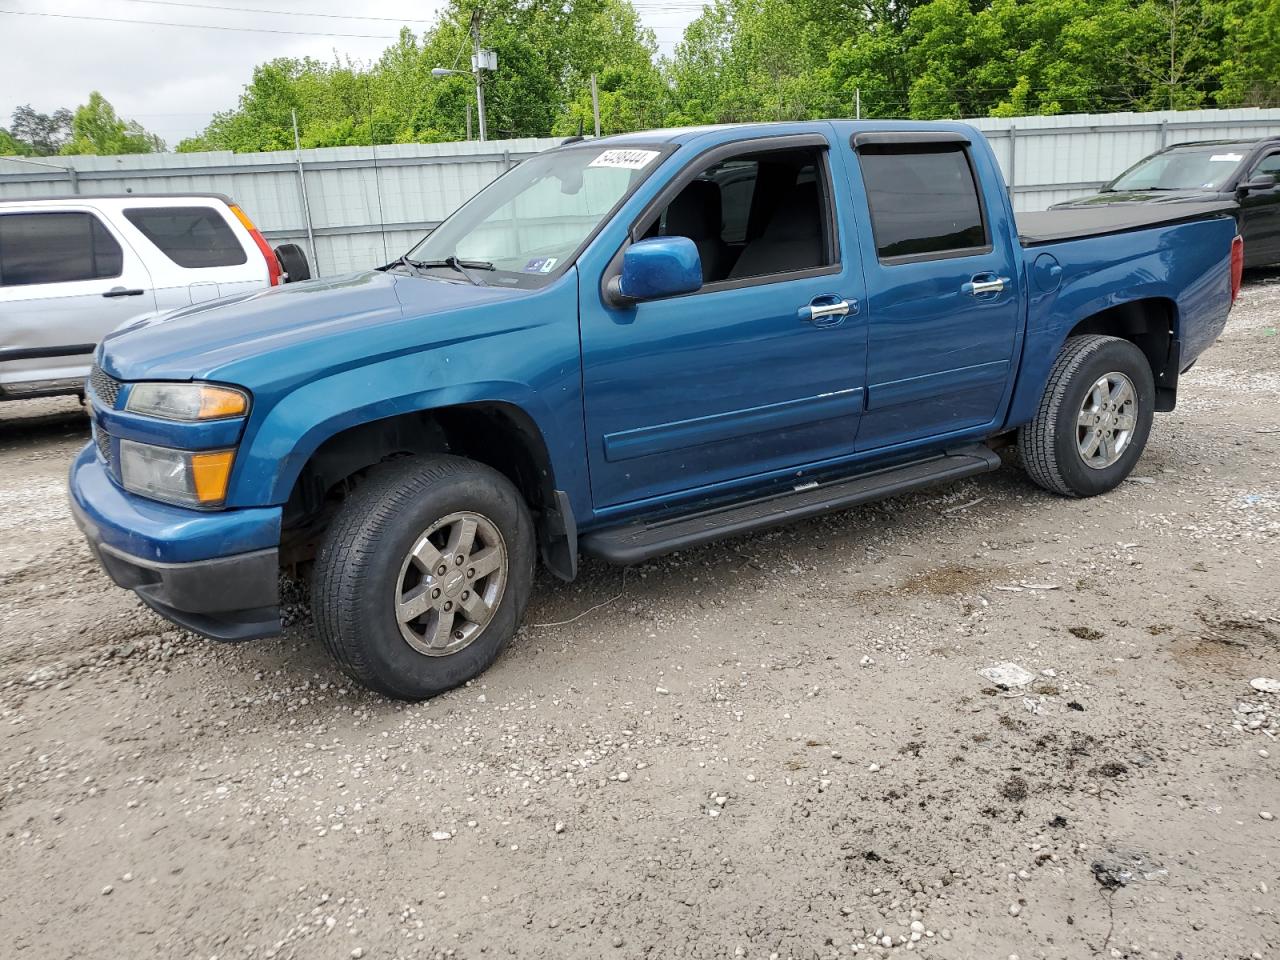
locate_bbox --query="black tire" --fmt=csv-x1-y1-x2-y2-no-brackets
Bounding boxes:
274,243,311,283
1018,334,1155,498
312,455,535,700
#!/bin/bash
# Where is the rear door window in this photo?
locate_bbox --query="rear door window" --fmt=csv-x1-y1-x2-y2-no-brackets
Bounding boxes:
124,206,247,268
0,212,123,287
857,145,989,261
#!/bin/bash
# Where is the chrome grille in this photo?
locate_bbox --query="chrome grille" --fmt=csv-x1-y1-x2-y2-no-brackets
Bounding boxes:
89,365,121,408
94,424,113,466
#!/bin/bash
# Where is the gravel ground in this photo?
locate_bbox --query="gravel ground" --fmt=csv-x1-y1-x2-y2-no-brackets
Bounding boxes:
1,273,1278,960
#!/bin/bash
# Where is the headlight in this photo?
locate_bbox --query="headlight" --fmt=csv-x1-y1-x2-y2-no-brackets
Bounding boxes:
119,439,236,508
125,382,249,421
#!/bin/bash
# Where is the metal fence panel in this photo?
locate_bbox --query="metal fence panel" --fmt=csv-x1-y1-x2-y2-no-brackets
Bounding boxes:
4,108,1280,273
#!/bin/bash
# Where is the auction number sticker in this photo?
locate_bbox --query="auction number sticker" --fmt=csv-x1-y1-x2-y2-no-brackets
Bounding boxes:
589,149,660,170
1209,153,1243,162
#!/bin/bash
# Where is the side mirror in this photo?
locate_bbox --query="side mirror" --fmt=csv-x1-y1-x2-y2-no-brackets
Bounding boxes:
607,236,702,305
1238,174,1277,195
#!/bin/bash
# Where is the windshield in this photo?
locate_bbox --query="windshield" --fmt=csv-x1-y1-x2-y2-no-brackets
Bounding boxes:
1108,145,1248,192
400,144,668,287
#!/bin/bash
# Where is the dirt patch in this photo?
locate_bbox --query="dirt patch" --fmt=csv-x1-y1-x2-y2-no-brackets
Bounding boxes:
897,562,1005,595
1000,775,1029,800
2,278,1280,959
1068,625,1105,641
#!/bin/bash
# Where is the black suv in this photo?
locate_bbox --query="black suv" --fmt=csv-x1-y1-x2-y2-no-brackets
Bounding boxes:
1052,138,1280,268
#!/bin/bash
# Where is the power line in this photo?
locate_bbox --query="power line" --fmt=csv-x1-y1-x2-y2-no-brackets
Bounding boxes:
114,0,436,23
0,7,402,38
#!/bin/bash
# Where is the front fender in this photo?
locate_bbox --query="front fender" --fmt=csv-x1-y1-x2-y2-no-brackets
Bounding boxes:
230,362,583,508
215,268,588,514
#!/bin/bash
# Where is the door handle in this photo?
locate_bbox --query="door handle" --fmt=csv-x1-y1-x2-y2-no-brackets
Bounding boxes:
798,297,857,327
961,276,1008,296
103,287,145,298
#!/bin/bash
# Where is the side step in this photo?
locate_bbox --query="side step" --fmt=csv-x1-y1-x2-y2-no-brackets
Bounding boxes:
580,444,1001,565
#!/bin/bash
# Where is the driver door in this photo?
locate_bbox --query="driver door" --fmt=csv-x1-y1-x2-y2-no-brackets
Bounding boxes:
1241,151,1280,266
578,134,869,510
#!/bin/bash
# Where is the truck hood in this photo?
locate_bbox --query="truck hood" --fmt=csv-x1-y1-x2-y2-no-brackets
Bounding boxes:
100,270,524,383
1051,189,1223,207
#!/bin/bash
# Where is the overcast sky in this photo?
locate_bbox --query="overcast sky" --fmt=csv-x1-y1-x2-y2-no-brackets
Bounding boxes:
0,0,697,147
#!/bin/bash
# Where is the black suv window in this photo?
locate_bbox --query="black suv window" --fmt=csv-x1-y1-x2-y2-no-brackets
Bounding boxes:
0,212,123,287
1253,153,1280,181
124,206,247,268
858,145,989,261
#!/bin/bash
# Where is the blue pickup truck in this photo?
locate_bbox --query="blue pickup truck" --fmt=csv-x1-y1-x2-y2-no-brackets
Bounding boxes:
69,121,1244,699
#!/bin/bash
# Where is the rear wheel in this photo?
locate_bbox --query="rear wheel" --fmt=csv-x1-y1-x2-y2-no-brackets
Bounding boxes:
1018,334,1155,497
312,455,534,700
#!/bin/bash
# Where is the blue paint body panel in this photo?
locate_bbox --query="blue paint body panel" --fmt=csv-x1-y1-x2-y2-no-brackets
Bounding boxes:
69,119,1237,572
69,445,281,563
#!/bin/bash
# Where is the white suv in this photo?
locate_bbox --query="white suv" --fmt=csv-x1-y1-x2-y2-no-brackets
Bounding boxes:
0,193,309,401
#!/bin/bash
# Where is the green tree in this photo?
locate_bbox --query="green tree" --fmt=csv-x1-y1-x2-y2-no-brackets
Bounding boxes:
0,128,27,156
177,0,1280,148
60,93,164,155
8,105,73,155
1220,0,1280,105
181,0,665,150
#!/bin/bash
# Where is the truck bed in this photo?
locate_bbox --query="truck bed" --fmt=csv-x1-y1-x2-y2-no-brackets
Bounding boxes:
1017,199,1238,246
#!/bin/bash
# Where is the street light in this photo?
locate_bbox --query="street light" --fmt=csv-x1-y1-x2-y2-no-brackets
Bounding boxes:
431,12,496,143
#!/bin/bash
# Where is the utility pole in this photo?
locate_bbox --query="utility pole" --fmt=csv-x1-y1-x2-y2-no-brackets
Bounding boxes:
855,87,861,120
590,74,601,138
432,10,495,142
471,9,488,143
291,109,317,276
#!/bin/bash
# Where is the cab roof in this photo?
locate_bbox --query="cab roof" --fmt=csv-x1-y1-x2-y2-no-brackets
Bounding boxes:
566,119,984,148
1160,138,1278,151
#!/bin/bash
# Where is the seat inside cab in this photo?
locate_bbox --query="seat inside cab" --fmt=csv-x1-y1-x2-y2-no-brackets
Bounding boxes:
643,146,832,285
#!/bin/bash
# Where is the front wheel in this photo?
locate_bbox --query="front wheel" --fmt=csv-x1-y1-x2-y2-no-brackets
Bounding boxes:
1018,334,1155,498
312,455,535,700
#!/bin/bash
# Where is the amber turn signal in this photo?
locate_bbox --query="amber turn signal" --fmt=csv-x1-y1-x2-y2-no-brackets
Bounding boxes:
190,450,236,504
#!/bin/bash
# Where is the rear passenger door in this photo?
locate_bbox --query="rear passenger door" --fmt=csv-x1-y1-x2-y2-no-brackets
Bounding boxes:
121,204,254,307
846,132,1022,451
0,210,156,381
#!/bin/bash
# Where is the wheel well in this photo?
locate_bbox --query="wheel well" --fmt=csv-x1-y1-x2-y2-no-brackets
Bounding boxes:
1066,298,1179,411
280,403,558,564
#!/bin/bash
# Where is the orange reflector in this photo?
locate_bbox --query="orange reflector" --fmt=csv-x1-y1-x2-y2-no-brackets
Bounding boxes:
198,385,248,419
190,450,235,504
229,202,282,286
228,203,258,232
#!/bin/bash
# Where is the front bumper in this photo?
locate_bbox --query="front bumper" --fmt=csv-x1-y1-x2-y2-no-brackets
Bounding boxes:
68,444,283,641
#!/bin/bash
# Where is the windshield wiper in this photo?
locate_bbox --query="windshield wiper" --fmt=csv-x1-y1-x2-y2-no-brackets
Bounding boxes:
384,253,428,272
413,255,495,286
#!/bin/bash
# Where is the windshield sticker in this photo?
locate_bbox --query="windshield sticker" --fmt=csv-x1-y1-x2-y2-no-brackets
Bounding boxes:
589,149,660,170
524,256,557,274
1209,153,1243,162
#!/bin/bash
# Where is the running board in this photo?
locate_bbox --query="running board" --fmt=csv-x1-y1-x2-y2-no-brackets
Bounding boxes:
580,444,1001,565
